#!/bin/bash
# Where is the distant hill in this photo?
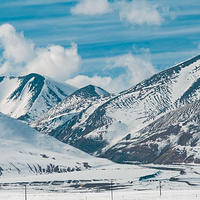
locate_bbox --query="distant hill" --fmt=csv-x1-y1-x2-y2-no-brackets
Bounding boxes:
0,112,110,178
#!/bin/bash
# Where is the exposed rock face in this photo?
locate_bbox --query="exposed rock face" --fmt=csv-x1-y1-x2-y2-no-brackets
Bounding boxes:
31,85,112,154
102,100,200,164
23,55,200,165
32,55,200,162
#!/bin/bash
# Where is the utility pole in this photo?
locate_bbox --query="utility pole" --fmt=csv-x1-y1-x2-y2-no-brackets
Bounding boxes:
159,181,162,197
25,185,27,200
111,179,114,200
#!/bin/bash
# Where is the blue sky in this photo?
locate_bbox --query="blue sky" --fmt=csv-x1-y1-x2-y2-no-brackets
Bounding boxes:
0,0,200,92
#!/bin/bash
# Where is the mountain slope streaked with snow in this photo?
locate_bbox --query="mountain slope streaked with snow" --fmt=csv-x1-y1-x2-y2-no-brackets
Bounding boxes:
103,99,200,164
31,85,112,140
32,55,200,160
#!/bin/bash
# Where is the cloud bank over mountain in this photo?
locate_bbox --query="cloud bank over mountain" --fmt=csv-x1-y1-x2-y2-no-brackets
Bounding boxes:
0,23,156,93
67,53,156,93
0,23,82,80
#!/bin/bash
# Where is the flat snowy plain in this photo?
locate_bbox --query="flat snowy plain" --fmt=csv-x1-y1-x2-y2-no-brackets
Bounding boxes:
1,163,200,200
0,188,200,200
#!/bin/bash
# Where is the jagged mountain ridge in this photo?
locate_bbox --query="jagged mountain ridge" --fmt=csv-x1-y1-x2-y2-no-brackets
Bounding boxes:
31,85,112,139
102,99,200,164
0,73,77,122
0,112,111,178
31,55,200,158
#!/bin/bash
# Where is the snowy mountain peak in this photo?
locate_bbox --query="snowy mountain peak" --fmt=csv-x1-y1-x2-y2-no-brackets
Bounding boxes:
123,55,200,95
31,84,112,136
72,84,110,98
0,73,77,122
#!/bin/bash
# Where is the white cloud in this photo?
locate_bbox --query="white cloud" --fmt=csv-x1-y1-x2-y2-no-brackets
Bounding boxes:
66,74,127,93
107,53,156,86
132,45,150,54
0,24,156,93
66,75,112,89
71,0,111,16
0,23,35,63
27,43,81,80
67,53,156,93
119,0,163,25
0,24,81,80
71,0,165,26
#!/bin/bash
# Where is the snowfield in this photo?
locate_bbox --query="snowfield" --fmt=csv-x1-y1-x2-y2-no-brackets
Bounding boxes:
0,188,200,200
1,162,200,200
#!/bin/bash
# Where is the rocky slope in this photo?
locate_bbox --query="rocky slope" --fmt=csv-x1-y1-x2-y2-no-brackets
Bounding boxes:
102,99,200,164
31,85,111,137
31,55,200,158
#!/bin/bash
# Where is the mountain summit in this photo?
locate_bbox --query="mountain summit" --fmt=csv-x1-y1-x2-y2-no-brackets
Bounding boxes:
31,84,111,141
0,73,76,122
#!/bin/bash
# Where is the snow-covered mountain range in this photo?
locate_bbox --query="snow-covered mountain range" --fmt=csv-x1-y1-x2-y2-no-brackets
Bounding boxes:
0,73,76,122
3,55,200,165
31,85,111,140
31,55,200,163
0,112,111,178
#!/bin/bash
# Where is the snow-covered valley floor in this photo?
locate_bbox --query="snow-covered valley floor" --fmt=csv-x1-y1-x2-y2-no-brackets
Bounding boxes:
0,189,200,200
1,163,200,199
